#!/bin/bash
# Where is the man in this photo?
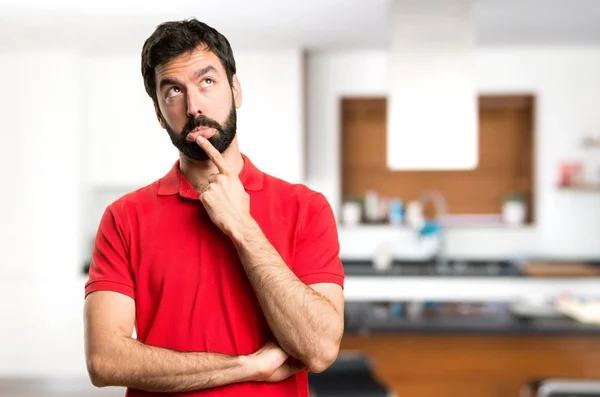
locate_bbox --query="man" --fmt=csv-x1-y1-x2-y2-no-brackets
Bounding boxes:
83,18,345,397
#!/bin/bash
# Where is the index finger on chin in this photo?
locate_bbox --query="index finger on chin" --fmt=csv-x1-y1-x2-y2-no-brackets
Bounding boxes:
195,136,230,174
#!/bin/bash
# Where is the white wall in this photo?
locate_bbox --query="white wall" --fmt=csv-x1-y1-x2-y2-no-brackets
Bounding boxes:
0,50,86,377
306,47,600,259
0,50,84,279
235,50,305,185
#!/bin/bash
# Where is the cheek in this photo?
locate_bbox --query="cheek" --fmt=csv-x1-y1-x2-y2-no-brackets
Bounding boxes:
216,92,234,118
162,104,187,128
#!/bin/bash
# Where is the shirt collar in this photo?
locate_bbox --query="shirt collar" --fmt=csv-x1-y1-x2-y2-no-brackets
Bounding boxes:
158,153,264,199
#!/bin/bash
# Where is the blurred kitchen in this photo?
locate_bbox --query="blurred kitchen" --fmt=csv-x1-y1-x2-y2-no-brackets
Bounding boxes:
1,0,600,396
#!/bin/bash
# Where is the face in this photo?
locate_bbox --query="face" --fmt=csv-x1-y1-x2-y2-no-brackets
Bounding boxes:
154,45,242,161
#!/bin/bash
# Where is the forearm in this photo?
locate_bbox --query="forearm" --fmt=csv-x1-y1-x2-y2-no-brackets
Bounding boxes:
88,336,255,392
232,219,343,372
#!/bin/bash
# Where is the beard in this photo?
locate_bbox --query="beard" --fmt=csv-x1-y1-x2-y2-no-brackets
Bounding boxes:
165,99,237,161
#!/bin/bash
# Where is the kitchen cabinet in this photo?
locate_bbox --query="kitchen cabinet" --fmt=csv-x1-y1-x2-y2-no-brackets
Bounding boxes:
341,333,600,397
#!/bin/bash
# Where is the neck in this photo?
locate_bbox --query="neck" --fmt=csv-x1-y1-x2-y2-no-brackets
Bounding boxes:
179,137,243,192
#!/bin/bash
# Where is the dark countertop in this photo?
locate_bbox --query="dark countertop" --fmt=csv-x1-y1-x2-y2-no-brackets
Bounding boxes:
346,315,600,336
342,259,600,278
344,302,600,336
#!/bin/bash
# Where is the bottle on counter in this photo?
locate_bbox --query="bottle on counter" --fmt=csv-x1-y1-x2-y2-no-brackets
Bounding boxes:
405,200,425,231
341,198,363,226
364,189,380,223
388,198,404,225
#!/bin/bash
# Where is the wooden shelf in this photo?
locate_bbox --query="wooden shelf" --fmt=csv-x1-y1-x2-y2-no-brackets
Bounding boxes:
559,183,600,192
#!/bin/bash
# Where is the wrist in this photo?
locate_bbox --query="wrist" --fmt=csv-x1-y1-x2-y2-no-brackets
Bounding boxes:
230,215,258,246
238,353,264,382
237,354,261,382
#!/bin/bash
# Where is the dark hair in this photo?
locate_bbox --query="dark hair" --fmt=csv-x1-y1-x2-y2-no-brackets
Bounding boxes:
141,18,237,106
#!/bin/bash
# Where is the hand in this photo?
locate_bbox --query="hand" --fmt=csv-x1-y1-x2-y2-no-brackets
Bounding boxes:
262,359,306,383
193,134,251,237
248,340,301,382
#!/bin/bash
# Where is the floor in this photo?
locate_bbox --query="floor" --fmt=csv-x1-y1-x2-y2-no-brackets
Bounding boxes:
0,378,125,397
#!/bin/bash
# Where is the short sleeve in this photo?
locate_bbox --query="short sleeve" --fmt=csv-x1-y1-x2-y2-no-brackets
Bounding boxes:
293,193,345,288
84,205,135,300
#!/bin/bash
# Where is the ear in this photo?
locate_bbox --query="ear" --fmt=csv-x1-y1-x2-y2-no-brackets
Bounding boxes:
231,74,242,109
155,103,166,129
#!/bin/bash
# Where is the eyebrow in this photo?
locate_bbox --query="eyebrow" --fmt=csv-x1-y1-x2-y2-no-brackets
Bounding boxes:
158,65,219,92
158,77,180,92
194,65,218,79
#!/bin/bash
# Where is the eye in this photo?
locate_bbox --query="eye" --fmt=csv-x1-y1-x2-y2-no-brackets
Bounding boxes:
166,86,182,98
201,78,214,87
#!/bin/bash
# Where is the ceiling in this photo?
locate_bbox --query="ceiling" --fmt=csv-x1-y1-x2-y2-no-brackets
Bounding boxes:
1,0,600,53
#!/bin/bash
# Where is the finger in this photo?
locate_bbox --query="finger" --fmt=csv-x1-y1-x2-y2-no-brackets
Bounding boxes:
207,173,219,184
186,127,214,143
194,135,230,174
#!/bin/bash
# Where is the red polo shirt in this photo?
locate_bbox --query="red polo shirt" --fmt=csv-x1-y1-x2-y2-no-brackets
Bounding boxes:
84,154,344,397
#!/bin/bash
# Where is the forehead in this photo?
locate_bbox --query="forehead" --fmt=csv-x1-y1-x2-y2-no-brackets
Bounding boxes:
155,45,224,81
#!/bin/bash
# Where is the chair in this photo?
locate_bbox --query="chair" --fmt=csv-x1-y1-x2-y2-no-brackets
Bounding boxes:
308,352,394,397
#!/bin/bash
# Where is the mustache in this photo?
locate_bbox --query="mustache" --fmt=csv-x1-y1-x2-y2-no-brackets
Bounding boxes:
182,115,223,136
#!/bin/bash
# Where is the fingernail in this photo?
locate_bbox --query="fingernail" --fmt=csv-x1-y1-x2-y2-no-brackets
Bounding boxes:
196,136,206,144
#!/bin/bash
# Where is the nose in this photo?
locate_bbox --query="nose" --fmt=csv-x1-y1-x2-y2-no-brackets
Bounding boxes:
186,88,205,119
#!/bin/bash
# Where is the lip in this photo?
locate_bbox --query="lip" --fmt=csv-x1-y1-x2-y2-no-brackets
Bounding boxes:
187,127,216,142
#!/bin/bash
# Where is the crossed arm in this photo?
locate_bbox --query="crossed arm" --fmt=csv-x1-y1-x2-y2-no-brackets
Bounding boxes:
84,291,261,392
84,218,343,391
232,219,345,373
84,271,342,392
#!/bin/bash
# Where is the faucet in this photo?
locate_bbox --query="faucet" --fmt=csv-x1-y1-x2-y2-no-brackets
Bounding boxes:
417,190,448,272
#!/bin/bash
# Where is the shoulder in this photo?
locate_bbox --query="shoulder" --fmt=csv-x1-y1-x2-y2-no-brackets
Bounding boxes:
262,172,330,210
259,172,334,226
102,180,161,220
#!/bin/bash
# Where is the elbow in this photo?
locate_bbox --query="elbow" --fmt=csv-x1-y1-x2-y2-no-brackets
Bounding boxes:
86,354,111,388
306,343,340,374
307,320,343,373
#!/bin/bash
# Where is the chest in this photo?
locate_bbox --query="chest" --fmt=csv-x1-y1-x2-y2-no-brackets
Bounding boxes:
131,200,297,298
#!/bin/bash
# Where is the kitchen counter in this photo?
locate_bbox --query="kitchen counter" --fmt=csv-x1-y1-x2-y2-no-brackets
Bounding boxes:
344,302,600,336
343,276,600,302
342,258,600,278
341,259,600,302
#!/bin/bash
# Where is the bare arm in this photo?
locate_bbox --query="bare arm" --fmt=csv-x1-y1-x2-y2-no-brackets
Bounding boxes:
231,220,345,374
84,291,284,392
